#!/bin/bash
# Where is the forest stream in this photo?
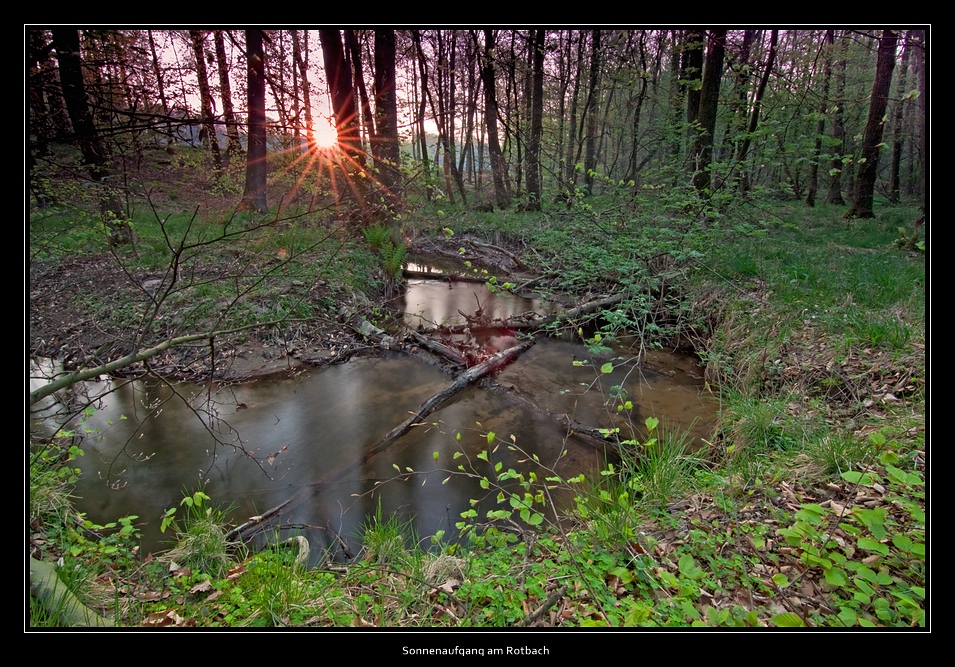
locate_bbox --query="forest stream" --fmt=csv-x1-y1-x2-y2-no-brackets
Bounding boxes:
31,262,717,565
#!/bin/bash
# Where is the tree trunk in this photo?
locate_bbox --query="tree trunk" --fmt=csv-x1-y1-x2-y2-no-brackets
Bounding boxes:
292,30,315,149
847,29,899,219
241,29,268,214
583,29,602,194
345,30,375,160
146,30,174,149
189,30,222,172
806,30,833,207
479,29,511,208
691,29,727,195
319,29,363,170
911,29,925,208
735,29,777,195
888,31,911,205
214,30,243,162
373,29,400,197
563,31,584,193
826,31,849,205
683,30,705,137
524,29,545,210
51,29,134,247
411,31,434,199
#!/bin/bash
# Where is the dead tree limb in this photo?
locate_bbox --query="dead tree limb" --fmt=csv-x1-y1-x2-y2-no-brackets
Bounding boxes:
356,338,534,468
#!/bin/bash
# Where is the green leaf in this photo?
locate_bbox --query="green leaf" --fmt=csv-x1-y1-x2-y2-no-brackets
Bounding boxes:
841,470,879,486
678,554,704,580
600,362,614,374
892,533,913,553
772,573,791,587
837,608,858,627
772,613,806,627
854,508,887,540
857,537,889,555
824,567,848,587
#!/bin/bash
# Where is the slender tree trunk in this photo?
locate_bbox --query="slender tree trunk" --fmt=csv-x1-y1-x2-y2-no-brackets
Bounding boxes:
684,30,704,137
624,31,651,185
826,32,848,205
214,30,242,161
583,29,602,194
847,29,899,219
241,29,268,214
292,30,314,149
806,30,833,207
727,30,758,162
411,31,433,198
459,38,480,185
911,29,925,208
564,31,584,192
319,29,363,169
888,31,911,204
667,30,686,169
524,28,545,210
432,31,467,204
146,30,174,149
189,30,222,171
345,30,374,161
479,29,511,208
734,29,777,195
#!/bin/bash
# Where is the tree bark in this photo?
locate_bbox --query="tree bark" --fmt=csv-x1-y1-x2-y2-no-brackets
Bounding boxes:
524,29,545,210
847,29,899,219
344,30,374,161
479,29,511,208
292,30,315,149
146,30,174,149
214,30,243,161
189,30,222,172
692,29,727,195
373,29,400,197
888,31,911,205
735,29,777,195
583,29,602,194
241,29,268,214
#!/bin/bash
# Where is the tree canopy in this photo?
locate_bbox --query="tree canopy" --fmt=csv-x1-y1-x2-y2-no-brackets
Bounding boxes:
28,29,926,222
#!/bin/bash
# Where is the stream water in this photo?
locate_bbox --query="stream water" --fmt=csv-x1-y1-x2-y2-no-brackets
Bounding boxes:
31,268,717,564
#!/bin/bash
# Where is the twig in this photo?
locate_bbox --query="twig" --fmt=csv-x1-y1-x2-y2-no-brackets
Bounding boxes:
519,584,568,627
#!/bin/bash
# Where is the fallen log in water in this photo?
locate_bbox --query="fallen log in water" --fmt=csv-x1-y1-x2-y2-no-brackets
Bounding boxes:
235,339,536,540
349,338,534,471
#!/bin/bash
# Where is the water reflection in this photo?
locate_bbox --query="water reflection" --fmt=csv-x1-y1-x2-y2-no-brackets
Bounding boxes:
34,276,716,564
399,279,551,330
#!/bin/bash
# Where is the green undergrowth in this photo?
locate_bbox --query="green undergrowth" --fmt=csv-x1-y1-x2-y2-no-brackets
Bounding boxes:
30,200,925,628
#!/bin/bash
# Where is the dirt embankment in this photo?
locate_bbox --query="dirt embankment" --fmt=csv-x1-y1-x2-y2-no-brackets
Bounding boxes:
29,235,541,384
29,255,358,382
